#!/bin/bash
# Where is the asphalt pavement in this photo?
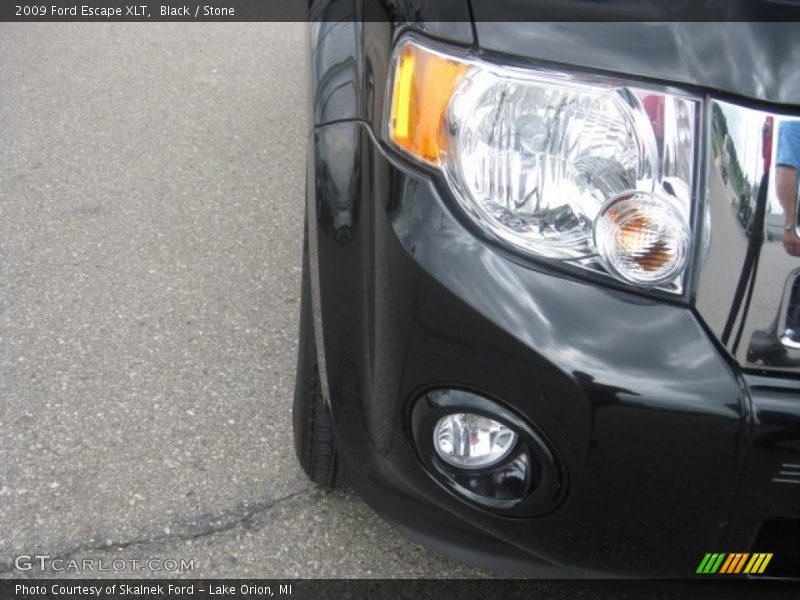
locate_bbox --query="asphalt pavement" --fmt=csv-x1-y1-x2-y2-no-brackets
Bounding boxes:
0,23,490,579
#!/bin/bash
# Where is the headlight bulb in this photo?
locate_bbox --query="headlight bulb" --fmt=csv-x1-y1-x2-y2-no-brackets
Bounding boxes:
433,413,517,469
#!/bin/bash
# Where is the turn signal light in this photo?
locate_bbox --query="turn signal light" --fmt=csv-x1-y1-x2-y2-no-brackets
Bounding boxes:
593,192,690,285
389,42,469,164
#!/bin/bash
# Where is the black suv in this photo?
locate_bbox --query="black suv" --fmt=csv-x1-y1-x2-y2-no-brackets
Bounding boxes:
294,5,800,578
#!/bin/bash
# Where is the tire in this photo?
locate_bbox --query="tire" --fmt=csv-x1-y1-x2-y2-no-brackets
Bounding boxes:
292,228,338,489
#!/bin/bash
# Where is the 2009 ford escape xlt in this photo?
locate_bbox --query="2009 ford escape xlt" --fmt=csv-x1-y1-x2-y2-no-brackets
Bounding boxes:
292,5,800,578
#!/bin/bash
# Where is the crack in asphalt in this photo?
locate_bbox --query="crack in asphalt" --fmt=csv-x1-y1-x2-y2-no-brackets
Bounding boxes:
0,486,315,576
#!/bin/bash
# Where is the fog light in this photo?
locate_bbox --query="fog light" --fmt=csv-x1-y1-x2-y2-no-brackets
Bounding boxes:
433,413,517,469
412,389,563,515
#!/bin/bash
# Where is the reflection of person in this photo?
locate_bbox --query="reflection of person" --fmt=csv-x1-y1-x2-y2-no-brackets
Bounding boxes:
776,121,800,346
776,120,800,256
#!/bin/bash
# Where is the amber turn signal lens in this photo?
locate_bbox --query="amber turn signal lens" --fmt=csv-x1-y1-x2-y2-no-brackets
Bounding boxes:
615,216,673,272
389,42,469,165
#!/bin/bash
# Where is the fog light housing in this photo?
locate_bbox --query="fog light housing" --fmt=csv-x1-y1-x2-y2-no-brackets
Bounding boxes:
410,388,564,516
433,413,517,469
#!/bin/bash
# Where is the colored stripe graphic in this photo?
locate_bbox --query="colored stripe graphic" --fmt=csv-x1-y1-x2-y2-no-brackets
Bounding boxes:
744,554,761,574
719,553,738,574
727,553,746,573
697,553,773,575
710,553,726,573
696,553,714,573
719,554,735,573
749,553,773,574
732,553,749,573
697,553,726,573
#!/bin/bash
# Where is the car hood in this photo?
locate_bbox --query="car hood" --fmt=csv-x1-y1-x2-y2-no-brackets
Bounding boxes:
472,21,800,106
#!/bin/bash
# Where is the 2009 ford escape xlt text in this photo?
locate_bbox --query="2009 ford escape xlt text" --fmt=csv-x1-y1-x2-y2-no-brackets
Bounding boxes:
292,4,800,578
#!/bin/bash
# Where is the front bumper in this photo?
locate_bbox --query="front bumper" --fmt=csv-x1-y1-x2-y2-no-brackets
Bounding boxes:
308,120,799,578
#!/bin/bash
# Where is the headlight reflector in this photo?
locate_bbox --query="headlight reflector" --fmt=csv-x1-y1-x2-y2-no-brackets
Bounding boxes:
387,38,698,293
445,69,658,260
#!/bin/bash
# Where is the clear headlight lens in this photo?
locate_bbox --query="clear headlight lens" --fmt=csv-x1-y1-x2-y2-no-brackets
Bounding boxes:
433,413,517,469
387,39,698,293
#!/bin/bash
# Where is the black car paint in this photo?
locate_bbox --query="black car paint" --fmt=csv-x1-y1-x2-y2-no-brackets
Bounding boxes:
306,2,800,577
474,22,800,107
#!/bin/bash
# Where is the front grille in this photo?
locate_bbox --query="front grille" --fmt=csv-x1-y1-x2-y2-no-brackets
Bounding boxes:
773,462,800,486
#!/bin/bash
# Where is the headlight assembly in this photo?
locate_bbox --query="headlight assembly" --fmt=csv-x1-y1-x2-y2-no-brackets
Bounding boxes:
386,37,699,294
